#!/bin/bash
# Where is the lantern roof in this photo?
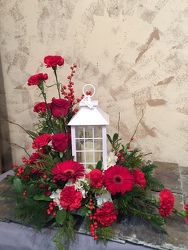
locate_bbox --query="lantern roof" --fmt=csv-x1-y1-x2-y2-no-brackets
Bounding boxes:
68,100,109,126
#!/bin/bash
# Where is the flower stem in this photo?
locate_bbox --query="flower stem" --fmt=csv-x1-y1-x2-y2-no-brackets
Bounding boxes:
53,68,61,98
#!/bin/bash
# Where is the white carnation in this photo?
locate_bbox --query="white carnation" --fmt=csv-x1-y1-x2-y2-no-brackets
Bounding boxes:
107,151,118,167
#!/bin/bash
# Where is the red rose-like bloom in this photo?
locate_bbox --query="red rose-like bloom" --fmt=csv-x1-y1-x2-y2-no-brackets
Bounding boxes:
34,102,46,113
60,186,82,211
50,98,70,118
133,168,146,189
94,202,117,226
159,189,174,217
186,215,188,224
104,165,134,195
86,169,103,188
52,160,85,182
29,149,46,170
51,133,70,152
44,55,64,68
184,204,188,212
33,134,51,148
28,73,48,86
34,102,51,113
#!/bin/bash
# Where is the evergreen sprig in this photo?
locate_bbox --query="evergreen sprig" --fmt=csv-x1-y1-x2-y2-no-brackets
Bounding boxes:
52,212,76,250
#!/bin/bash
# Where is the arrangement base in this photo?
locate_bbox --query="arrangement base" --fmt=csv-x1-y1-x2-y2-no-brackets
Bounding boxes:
0,161,188,250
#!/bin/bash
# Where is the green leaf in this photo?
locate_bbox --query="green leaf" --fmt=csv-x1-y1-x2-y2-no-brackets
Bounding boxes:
56,210,66,225
16,197,24,203
13,177,23,195
26,184,35,197
96,160,102,170
113,133,119,142
87,165,94,170
107,134,112,144
33,194,52,201
26,130,38,139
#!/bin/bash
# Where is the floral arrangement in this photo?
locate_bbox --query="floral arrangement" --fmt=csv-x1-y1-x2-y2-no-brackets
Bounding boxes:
7,55,188,250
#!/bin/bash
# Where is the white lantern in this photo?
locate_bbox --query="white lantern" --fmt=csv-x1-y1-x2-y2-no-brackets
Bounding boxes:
68,84,109,170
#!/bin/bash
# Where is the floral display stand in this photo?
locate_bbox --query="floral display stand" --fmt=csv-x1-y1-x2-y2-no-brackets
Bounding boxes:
0,161,187,250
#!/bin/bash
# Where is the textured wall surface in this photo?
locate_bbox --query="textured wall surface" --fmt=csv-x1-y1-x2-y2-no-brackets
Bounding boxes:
1,0,188,170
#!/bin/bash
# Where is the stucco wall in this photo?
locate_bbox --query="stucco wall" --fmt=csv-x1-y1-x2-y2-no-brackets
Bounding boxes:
1,0,188,170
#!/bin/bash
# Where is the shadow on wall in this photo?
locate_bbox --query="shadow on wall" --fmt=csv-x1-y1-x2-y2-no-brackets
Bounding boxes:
0,56,13,173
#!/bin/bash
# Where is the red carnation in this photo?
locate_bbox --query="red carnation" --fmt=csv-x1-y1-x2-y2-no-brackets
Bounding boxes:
94,202,117,226
29,149,45,163
103,165,134,195
60,186,82,211
28,73,48,86
86,169,103,188
51,133,70,152
29,149,46,170
52,160,85,182
33,134,51,149
44,55,64,68
184,203,188,212
159,189,174,217
133,168,146,189
34,102,50,113
186,216,188,224
50,98,70,118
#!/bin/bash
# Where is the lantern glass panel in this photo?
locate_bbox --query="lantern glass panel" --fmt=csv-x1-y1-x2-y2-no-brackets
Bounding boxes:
75,125,103,167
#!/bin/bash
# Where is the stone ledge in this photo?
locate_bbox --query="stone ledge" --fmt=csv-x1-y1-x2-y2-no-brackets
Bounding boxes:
0,162,188,250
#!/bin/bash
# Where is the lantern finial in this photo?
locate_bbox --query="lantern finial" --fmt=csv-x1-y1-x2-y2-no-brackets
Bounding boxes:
82,84,95,109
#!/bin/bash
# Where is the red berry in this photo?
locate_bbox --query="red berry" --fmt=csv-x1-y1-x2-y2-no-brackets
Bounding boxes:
89,214,93,220
121,157,125,162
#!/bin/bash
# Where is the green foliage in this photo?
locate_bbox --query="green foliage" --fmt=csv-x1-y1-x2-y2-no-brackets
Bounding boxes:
96,160,103,170
13,177,23,195
15,198,52,229
141,164,164,190
56,210,67,225
26,130,38,139
96,226,114,244
33,194,52,201
52,212,76,250
107,133,122,151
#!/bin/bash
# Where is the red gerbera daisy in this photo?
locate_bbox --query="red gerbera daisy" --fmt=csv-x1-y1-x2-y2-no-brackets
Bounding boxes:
52,160,85,182
103,165,135,195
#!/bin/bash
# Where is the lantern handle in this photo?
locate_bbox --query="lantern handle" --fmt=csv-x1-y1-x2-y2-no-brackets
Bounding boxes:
82,84,95,100
82,84,95,109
